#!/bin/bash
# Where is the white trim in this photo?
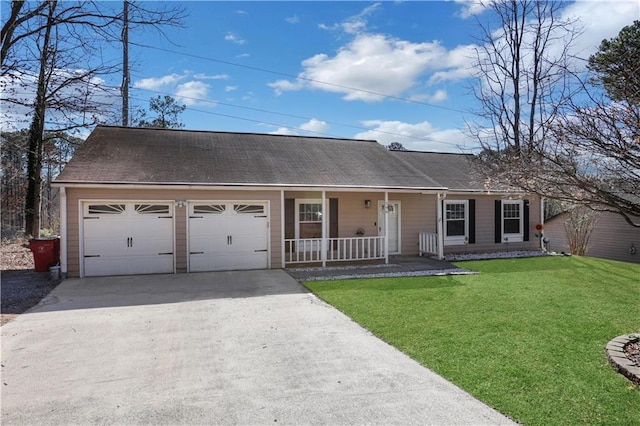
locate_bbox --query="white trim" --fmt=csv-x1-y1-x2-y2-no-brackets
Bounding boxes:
443,200,469,246
294,198,324,240
53,182,446,192
79,199,176,278
281,190,285,269
379,199,401,256
436,192,445,260
59,187,67,276
501,199,524,243
321,191,327,267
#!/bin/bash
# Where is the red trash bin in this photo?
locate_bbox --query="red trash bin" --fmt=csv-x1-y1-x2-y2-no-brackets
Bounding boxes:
29,237,60,272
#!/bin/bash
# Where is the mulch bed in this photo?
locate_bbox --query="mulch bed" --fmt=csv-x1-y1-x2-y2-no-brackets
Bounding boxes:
1,239,62,326
625,341,640,367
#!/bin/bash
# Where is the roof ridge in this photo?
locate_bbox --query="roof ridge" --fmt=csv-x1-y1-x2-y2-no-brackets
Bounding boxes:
95,124,379,144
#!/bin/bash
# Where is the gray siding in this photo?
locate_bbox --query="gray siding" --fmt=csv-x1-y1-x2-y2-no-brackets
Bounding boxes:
545,211,640,263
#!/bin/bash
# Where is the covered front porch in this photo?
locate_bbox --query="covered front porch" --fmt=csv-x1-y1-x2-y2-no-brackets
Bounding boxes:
281,189,445,267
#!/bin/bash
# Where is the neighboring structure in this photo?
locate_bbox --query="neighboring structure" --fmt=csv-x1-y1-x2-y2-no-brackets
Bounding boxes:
545,211,640,263
52,126,543,278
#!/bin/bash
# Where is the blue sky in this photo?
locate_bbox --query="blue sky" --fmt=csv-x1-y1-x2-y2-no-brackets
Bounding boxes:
4,1,640,152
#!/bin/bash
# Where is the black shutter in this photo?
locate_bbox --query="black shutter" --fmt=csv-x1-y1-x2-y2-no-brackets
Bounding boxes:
494,200,502,243
523,199,530,241
329,198,338,249
284,199,295,239
468,199,476,244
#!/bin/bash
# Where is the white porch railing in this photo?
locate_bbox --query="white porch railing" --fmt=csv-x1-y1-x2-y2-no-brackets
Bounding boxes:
285,236,385,264
419,232,438,256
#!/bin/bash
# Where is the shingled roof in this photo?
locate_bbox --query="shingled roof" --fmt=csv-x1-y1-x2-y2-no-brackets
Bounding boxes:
389,150,489,191
55,126,445,190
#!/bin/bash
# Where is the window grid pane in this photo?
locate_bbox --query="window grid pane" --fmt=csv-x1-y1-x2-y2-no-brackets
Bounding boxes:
299,203,322,222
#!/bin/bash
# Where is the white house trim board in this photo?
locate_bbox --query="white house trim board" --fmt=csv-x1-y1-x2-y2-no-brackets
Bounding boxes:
501,199,524,243
436,192,445,260
60,187,67,277
443,200,469,246
280,190,285,268
54,182,445,192
379,199,401,256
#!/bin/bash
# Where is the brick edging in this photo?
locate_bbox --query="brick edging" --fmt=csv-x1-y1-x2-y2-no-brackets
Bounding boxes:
606,334,640,386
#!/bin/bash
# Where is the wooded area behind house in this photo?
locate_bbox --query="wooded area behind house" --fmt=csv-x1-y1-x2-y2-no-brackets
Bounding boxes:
1,130,83,237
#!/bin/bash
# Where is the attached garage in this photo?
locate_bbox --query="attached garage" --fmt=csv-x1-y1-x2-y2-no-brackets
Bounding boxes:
188,202,269,272
82,202,174,276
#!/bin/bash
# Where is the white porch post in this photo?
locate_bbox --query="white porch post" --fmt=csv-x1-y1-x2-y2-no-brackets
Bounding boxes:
60,187,67,277
321,190,327,267
281,190,285,268
437,192,445,260
384,191,389,264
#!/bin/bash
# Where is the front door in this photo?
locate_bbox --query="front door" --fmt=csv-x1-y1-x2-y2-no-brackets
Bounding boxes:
378,201,400,254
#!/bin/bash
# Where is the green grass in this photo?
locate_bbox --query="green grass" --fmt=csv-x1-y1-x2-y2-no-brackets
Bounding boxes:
305,256,640,425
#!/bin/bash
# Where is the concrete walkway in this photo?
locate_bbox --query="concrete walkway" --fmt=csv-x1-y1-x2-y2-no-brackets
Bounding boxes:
1,270,514,425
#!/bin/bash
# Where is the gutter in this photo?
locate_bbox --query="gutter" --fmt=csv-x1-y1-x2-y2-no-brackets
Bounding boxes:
51,182,448,193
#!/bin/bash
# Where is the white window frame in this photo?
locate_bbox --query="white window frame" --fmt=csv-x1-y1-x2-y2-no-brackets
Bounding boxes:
294,199,324,239
502,200,523,242
444,200,468,246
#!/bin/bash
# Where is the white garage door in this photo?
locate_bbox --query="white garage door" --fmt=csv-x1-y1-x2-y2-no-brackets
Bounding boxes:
189,202,268,272
83,202,174,276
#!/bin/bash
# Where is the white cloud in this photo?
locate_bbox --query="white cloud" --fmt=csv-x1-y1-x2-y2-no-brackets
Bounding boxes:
454,0,486,19
319,2,381,34
560,1,639,59
175,81,210,106
225,85,238,92
285,15,300,24
269,127,298,136
300,118,329,134
268,78,304,96
193,73,229,80
133,73,185,90
269,33,452,102
354,120,475,152
1,70,119,132
410,89,448,103
236,53,250,59
225,32,246,45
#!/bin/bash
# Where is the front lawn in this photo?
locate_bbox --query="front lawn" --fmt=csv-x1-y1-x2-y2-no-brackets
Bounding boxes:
305,256,640,425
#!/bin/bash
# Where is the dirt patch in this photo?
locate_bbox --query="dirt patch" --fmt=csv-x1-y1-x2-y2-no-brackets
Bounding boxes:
1,239,61,326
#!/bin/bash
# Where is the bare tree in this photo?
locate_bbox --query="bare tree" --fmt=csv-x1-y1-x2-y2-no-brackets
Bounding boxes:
563,206,599,256
1,1,184,236
469,0,581,185
493,20,639,227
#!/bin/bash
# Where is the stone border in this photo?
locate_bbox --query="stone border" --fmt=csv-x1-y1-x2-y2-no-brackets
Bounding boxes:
606,334,640,386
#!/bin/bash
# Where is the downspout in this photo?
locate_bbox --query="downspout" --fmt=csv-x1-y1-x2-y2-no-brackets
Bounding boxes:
321,190,327,267
281,190,285,268
384,191,389,264
59,186,67,278
437,192,446,260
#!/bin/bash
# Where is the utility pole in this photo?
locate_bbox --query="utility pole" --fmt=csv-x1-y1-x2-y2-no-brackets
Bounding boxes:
121,0,129,126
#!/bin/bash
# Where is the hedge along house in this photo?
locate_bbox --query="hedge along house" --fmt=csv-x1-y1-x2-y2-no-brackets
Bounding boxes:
52,125,543,278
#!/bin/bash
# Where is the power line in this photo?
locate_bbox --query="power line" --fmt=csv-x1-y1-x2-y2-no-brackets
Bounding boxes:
129,41,469,114
130,88,467,148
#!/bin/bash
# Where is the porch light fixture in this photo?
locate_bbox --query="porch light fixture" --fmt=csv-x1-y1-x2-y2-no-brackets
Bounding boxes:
175,200,186,208
364,199,372,209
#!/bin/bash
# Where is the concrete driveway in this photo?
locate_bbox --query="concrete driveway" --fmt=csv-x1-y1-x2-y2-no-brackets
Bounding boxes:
1,270,514,425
